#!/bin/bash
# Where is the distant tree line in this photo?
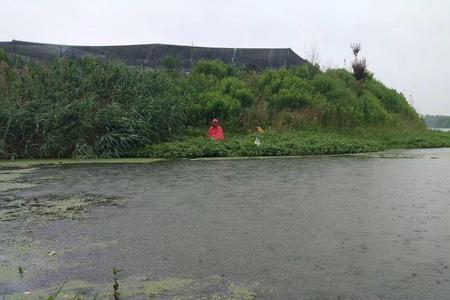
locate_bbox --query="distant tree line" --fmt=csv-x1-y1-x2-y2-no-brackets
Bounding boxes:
424,115,450,128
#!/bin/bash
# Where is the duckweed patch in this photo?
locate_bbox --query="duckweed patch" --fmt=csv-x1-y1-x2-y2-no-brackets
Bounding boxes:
58,280,100,298
0,265,19,282
142,278,194,297
134,277,259,300
0,273,263,300
0,194,120,222
0,168,37,192
229,284,257,300
1,290,49,300
0,168,37,176
1,281,100,300
0,182,35,193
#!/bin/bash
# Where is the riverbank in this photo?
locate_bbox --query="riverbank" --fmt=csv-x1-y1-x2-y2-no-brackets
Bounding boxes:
2,130,450,165
134,129,450,158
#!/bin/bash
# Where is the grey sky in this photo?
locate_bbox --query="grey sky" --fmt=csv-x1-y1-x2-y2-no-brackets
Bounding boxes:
1,0,449,115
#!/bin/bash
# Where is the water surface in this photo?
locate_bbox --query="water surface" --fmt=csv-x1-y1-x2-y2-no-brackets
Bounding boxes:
1,148,450,299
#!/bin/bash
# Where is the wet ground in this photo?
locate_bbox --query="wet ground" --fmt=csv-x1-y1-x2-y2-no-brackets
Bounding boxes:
1,148,450,299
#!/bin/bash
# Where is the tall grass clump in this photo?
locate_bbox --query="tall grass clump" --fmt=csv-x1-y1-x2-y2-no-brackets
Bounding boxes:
0,51,187,158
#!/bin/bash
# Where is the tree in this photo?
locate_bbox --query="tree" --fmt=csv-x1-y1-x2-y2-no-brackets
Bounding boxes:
350,43,369,81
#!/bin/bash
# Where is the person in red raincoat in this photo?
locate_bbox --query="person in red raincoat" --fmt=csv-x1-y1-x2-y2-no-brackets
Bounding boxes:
207,118,225,141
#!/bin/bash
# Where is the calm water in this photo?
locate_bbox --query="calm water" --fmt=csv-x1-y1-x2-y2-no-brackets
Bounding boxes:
1,148,450,299
431,128,450,132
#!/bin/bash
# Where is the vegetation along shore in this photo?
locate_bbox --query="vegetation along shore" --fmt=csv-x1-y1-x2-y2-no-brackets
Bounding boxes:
1,47,449,160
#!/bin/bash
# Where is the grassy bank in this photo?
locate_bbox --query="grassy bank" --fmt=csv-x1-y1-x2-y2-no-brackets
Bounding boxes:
343,129,450,149
2,130,449,162
134,129,450,159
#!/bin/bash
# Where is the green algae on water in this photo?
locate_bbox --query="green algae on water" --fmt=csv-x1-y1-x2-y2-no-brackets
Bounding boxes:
142,278,194,297
0,265,19,281
0,194,119,222
229,283,257,300
0,168,37,192
0,182,35,193
0,274,263,300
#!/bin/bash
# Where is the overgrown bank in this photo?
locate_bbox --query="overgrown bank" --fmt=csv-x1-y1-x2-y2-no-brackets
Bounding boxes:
0,48,436,159
134,129,450,158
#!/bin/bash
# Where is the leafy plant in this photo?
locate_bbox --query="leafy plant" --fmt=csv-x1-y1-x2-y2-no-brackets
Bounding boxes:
162,55,182,71
45,283,65,300
112,267,122,300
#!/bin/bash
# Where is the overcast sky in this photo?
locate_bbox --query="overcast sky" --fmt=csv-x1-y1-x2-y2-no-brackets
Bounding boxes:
1,0,449,115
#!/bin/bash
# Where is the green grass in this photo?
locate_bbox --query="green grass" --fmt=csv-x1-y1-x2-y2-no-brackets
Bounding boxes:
336,127,450,149
367,130,450,149
133,129,450,159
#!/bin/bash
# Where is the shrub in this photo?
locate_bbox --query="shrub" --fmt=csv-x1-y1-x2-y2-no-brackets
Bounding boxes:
192,60,234,78
162,55,182,70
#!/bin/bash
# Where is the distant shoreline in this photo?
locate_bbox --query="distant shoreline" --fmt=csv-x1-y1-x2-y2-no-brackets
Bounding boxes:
430,128,450,132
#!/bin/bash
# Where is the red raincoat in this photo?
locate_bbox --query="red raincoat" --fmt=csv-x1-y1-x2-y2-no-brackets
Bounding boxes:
207,119,225,141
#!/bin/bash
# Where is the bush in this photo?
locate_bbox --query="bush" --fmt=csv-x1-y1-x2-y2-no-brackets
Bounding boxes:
219,77,255,108
162,55,182,70
360,92,389,125
192,60,234,78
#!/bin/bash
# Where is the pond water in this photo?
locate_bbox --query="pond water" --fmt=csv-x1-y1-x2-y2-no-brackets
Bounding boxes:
1,148,450,299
